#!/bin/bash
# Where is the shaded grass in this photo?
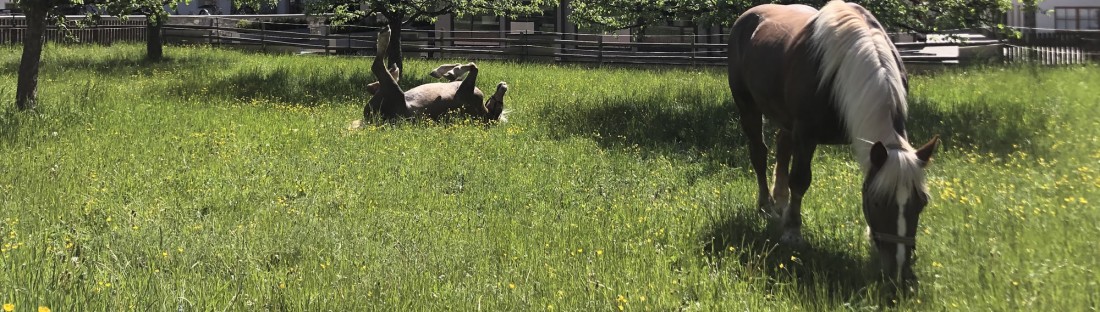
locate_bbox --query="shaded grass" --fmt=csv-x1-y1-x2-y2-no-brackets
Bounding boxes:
0,44,1097,311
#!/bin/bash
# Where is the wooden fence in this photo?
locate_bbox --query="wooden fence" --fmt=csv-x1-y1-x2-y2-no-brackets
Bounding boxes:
160,17,986,67
161,17,732,66
3,15,1098,66
0,15,147,45
1003,30,1100,65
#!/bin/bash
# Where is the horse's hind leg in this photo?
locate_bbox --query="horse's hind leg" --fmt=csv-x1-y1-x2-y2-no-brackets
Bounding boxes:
733,95,774,215
454,63,479,98
772,129,793,214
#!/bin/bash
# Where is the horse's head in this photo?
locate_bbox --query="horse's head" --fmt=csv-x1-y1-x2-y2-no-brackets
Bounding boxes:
861,136,938,287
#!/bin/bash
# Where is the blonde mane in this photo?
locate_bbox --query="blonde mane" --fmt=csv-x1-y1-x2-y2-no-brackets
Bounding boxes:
809,1,924,198
809,1,911,170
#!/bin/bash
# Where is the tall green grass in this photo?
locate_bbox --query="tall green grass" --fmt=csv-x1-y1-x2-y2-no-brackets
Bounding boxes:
0,44,1097,310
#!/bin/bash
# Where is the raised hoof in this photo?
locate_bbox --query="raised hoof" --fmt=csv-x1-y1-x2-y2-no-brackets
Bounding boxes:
376,26,391,53
780,230,806,246
430,63,461,79
494,82,509,99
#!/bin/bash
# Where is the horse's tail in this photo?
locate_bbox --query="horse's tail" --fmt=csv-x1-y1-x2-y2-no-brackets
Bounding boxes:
727,10,764,101
727,12,763,72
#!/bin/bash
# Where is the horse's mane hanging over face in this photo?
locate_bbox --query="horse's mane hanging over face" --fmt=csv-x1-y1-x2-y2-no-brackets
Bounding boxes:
808,1,910,169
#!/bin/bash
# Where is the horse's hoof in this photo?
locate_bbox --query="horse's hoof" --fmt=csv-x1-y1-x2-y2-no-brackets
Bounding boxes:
780,230,806,246
430,63,460,79
772,201,789,216
761,208,781,221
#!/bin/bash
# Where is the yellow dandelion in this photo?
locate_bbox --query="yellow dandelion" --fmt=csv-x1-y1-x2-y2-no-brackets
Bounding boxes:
576,248,583,253
3,303,13,312
596,250,604,256
779,263,785,269
508,283,516,289
39,306,50,312
279,282,287,289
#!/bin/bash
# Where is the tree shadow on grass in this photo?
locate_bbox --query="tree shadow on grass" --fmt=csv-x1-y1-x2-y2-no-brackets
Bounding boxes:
1,51,239,77
166,61,451,108
699,208,886,307
907,96,1056,157
535,90,750,170
0,109,26,148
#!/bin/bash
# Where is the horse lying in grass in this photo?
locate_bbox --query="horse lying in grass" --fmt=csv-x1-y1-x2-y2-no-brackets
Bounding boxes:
727,0,939,287
361,26,508,124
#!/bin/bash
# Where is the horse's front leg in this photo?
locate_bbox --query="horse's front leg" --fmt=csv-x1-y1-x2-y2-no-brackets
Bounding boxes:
782,131,817,245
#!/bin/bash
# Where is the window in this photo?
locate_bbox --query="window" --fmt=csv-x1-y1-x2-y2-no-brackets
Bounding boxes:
1054,7,1100,30
453,14,501,45
509,8,558,33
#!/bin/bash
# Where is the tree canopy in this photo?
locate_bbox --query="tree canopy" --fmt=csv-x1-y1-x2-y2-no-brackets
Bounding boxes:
567,0,1016,34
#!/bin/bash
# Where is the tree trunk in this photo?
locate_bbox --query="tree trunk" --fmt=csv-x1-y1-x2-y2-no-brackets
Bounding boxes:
15,8,48,111
146,18,164,61
386,19,404,75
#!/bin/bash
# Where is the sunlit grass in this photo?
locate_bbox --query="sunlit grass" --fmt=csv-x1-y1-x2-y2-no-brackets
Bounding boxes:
0,43,1097,310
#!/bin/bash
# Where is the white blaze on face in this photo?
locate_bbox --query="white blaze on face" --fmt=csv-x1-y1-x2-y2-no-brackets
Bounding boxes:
895,185,911,278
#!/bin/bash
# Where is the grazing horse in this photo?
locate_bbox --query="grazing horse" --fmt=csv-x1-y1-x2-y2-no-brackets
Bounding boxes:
727,1,939,283
365,26,508,123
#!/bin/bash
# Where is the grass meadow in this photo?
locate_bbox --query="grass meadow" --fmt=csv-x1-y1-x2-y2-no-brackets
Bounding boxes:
0,44,1097,311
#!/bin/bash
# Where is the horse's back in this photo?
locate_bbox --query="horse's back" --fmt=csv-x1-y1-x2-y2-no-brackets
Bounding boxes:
728,4,817,124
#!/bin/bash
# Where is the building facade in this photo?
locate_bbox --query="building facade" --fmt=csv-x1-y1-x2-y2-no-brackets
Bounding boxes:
1007,0,1100,31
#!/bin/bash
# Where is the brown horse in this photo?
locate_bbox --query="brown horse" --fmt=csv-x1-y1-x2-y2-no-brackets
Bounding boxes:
364,26,508,123
728,1,939,284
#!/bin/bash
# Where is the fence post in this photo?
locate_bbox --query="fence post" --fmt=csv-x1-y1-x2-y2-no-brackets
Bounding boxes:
214,17,220,47
521,32,528,62
347,31,352,53
91,22,98,45
598,35,603,66
1026,31,1035,63
429,30,436,59
690,34,696,66
261,20,266,52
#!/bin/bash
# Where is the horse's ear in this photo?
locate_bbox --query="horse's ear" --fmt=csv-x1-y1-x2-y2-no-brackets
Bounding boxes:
870,141,888,169
916,135,939,167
